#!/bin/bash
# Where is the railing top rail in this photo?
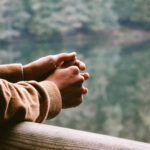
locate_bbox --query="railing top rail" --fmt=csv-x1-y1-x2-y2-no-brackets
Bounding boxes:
0,121,150,150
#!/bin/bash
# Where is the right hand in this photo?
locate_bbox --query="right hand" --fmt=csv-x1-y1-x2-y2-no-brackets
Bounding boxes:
46,66,89,108
23,52,86,81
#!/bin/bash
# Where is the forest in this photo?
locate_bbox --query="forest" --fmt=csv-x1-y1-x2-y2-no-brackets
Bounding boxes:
0,0,150,142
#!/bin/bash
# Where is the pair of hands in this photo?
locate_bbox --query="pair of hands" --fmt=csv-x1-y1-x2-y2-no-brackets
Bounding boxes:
23,52,89,109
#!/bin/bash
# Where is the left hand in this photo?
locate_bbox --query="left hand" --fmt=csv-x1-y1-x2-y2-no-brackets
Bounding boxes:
46,65,89,108
23,52,86,81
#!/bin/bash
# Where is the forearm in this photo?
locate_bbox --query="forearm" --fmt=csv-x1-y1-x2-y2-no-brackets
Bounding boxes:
0,79,62,124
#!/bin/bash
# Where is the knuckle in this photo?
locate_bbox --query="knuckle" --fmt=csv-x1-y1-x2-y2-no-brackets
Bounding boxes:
70,66,79,74
78,86,84,94
48,55,54,60
79,76,84,83
57,53,67,60
47,56,56,66
60,53,68,58
61,53,67,57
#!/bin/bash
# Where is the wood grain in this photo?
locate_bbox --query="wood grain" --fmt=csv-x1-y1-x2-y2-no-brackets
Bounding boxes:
0,122,150,150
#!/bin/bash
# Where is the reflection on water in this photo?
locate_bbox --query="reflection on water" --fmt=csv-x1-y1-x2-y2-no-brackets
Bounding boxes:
0,34,150,142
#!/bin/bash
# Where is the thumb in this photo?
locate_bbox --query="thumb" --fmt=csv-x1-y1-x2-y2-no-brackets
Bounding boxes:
61,59,76,68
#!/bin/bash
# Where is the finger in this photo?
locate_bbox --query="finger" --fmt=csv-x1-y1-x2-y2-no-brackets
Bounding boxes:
83,87,88,95
56,52,76,65
62,59,86,71
73,86,87,96
80,73,90,80
75,74,85,87
75,60,86,71
61,59,76,68
63,96,83,108
69,66,80,75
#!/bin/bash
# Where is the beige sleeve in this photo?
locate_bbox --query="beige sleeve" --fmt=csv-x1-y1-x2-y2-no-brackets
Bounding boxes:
0,64,23,83
0,79,62,124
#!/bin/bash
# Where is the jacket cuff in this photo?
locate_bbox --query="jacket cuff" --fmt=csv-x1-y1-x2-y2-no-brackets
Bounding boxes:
0,64,23,83
39,81,62,120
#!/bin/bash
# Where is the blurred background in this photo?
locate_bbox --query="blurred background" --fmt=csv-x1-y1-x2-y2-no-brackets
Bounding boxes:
0,0,150,142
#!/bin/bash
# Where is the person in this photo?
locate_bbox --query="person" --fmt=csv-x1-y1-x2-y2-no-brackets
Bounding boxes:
0,52,89,124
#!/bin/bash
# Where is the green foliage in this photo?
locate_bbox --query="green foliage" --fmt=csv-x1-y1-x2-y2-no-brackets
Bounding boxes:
1,0,150,40
0,0,30,39
106,42,150,141
28,0,118,37
0,0,118,39
112,0,150,29
46,40,150,142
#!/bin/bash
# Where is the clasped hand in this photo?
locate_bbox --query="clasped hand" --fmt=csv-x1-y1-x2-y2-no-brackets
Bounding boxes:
23,52,89,108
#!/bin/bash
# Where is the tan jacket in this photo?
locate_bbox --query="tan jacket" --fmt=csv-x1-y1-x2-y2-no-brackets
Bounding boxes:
0,64,62,123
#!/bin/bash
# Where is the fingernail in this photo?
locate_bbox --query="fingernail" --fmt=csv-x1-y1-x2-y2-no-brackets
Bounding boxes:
87,73,90,78
84,88,88,94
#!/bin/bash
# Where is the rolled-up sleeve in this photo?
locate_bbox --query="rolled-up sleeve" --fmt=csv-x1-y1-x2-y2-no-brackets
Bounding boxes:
0,64,23,83
0,79,62,123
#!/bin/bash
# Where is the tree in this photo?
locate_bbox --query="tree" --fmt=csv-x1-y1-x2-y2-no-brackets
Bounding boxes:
86,0,118,32
106,42,150,142
112,0,150,29
28,0,88,38
0,0,30,62
28,0,118,38
0,0,30,40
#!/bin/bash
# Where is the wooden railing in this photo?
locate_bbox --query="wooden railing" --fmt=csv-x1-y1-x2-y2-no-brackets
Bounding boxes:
0,122,150,150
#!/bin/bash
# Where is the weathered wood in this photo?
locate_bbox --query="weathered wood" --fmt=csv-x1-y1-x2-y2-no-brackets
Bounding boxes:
0,122,150,150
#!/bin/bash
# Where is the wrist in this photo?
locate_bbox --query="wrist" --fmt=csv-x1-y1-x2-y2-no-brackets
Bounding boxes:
23,64,32,80
21,64,24,80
